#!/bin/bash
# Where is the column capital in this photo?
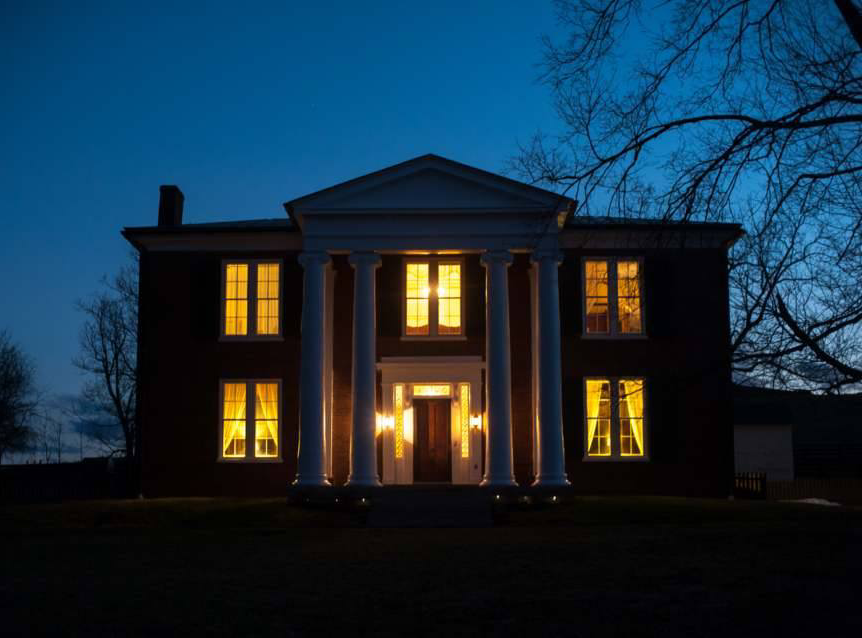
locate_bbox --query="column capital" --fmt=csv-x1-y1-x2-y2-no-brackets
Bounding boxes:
530,250,564,265
348,252,382,269
298,251,331,268
480,250,514,267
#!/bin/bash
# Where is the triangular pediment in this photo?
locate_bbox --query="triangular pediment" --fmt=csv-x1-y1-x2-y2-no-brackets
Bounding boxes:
285,154,571,216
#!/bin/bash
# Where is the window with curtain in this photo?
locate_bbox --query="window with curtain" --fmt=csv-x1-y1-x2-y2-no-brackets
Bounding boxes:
222,382,247,458
583,258,644,336
223,261,281,337
585,377,646,459
254,383,279,458
404,260,463,337
220,380,280,461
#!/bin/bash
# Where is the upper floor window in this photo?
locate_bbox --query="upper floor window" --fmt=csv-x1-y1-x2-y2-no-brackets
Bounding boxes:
220,380,281,461
404,259,463,337
222,261,281,338
585,378,646,459
584,258,644,336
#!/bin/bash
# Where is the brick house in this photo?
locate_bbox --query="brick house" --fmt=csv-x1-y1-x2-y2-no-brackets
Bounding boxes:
123,154,742,497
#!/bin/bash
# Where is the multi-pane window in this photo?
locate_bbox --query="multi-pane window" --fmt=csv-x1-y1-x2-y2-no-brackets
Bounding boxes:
404,260,462,337
583,259,644,335
220,381,280,460
406,263,430,336
222,261,281,337
585,377,646,459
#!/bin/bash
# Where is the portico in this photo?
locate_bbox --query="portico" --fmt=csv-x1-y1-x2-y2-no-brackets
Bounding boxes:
289,155,572,488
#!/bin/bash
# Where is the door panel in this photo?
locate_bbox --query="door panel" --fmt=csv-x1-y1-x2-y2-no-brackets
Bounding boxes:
414,399,451,482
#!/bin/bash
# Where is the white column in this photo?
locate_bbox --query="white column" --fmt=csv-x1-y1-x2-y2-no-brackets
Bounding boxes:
346,252,382,487
533,251,569,486
480,250,517,487
294,251,330,486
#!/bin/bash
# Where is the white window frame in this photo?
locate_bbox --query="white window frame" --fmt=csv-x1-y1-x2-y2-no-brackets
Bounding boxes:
218,379,283,463
401,257,467,341
582,376,649,462
580,257,646,338
220,259,284,341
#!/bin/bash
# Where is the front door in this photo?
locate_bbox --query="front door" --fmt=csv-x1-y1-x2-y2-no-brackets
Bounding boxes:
413,399,451,482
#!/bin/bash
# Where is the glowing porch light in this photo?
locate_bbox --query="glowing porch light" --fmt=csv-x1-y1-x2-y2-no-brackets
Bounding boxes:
470,415,481,429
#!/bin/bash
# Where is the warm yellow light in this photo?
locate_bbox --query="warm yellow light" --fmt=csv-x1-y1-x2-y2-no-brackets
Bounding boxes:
585,260,609,334
394,384,405,458
413,384,451,397
438,263,461,335
225,264,249,335
222,382,247,457
619,379,645,456
586,379,611,456
616,261,642,334
406,263,430,335
459,383,470,458
256,263,280,335
254,382,278,458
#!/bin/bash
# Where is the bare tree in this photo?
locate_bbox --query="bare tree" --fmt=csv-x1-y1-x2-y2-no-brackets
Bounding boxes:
514,0,862,391
0,331,37,464
74,256,139,467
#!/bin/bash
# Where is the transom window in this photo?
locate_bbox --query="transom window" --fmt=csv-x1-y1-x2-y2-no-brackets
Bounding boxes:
220,380,281,461
222,261,281,337
583,259,644,335
404,259,463,337
585,378,646,459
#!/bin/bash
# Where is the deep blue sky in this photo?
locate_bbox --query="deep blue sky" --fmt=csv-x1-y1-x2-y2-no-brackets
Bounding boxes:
0,1,566,398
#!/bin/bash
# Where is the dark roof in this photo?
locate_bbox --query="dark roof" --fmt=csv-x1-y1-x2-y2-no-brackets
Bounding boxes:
123,218,295,236
565,215,743,233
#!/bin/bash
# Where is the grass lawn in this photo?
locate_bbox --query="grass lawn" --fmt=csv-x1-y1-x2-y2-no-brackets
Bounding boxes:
1,496,860,637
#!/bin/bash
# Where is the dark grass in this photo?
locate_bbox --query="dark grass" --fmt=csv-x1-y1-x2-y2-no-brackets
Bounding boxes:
2,496,860,637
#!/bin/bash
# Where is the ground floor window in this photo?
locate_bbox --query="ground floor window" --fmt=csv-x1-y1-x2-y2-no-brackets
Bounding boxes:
585,378,646,459
220,380,281,461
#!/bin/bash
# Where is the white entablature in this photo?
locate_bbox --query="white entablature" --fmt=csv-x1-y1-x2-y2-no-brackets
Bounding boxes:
284,154,574,253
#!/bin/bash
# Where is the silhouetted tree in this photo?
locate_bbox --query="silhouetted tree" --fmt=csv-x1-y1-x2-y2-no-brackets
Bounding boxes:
0,331,37,464
74,256,139,482
514,0,862,391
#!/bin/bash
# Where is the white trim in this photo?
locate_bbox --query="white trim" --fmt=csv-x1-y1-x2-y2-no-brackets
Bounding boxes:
378,357,484,485
218,379,284,463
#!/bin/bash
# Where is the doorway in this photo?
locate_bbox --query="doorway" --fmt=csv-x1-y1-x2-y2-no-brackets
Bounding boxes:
413,398,452,482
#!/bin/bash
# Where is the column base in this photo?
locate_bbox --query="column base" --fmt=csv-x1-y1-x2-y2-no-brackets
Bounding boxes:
480,476,518,487
345,476,382,487
531,475,570,487
293,475,332,487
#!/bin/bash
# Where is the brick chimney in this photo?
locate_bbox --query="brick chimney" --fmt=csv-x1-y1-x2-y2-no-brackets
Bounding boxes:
157,185,184,227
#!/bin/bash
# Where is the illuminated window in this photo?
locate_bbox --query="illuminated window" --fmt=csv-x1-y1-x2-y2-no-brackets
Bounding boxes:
256,263,280,336
459,383,470,459
585,378,646,459
394,384,405,459
254,383,279,458
222,261,281,337
406,263,430,335
412,384,451,397
438,264,461,335
220,380,280,461
224,264,249,336
222,382,247,458
583,259,643,335
404,260,463,337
